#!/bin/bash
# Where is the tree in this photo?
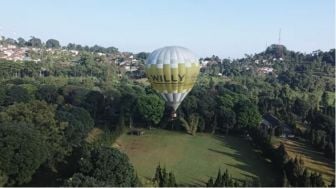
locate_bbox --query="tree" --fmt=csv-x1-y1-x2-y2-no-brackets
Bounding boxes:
217,106,236,135
0,123,47,186
64,173,100,186
198,93,216,132
282,170,289,187
136,95,165,128
292,98,310,121
234,100,262,129
214,169,222,186
324,141,335,159
66,43,75,50
56,105,94,148
36,84,59,103
6,85,34,105
0,100,68,168
67,147,138,186
45,39,60,48
136,52,149,60
27,36,42,48
168,172,177,187
206,177,214,187
153,164,162,184
207,169,241,187
275,143,288,168
181,95,198,115
17,37,26,47
4,38,16,45
179,113,200,135
82,90,105,119
152,164,177,187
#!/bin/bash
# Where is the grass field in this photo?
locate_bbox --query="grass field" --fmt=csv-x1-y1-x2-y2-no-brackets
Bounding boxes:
273,138,335,184
114,129,278,186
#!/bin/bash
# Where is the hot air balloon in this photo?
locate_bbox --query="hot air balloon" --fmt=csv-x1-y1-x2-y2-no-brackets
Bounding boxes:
145,46,200,117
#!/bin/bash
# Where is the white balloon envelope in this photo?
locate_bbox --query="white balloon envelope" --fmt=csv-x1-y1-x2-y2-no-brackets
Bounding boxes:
145,46,200,115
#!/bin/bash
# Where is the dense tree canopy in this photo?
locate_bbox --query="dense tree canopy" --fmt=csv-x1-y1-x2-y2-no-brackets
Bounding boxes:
46,39,60,48
65,147,138,187
137,95,165,126
0,101,68,167
0,123,47,186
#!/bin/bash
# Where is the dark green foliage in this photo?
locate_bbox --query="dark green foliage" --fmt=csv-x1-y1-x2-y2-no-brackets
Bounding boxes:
217,106,236,134
152,164,177,187
56,105,94,147
0,123,47,186
137,94,165,126
0,37,334,187
206,177,214,187
293,98,311,120
206,169,242,187
0,100,69,167
61,85,89,106
324,141,335,159
45,39,60,48
234,100,261,129
81,90,105,119
66,147,138,187
274,143,288,168
284,156,326,187
181,95,198,115
36,85,59,103
64,173,100,186
6,85,35,104
27,36,42,47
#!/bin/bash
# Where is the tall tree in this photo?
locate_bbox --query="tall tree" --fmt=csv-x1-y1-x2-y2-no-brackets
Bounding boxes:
136,95,165,128
46,39,60,48
66,147,138,187
27,36,42,48
0,123,47,186
234,100,262,129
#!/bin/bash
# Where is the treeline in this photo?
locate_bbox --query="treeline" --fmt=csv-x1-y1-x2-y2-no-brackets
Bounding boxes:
206,169,260,187
0,99,140,186
152,165,177,187
0,76,153,186
1,36,119,53
279,144,326,187
175,78,262,135
151,164,260,187
249,127,331,187
303,110,335,159
0,54,117,79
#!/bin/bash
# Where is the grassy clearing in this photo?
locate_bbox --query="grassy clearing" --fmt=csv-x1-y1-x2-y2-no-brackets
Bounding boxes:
114,129,278,186
274,138,335,184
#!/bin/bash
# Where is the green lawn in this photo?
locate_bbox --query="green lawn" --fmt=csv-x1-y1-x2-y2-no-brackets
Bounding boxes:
114,129,278,186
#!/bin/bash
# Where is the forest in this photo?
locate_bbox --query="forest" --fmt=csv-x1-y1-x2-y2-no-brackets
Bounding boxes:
0,37,335,186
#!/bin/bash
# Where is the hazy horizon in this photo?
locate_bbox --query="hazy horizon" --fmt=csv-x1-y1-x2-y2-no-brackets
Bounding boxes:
0,0,334,58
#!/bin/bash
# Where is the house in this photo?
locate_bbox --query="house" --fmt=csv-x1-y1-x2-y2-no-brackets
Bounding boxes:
261,113,294,138
261,113,281,129
257,67,273,74
201,60,209,67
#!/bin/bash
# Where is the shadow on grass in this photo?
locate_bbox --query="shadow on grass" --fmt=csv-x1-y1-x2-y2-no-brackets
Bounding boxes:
207,135,280,186
283,139,335,169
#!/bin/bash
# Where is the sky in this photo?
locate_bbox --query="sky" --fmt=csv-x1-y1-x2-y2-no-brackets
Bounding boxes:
0,0,334,58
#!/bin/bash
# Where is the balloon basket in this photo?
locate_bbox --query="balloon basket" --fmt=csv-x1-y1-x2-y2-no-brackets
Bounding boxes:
170,111,177,120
